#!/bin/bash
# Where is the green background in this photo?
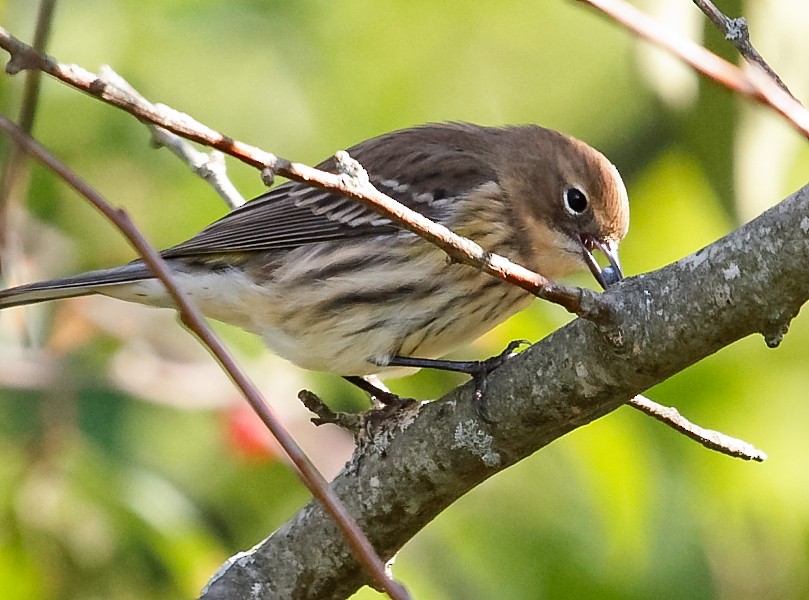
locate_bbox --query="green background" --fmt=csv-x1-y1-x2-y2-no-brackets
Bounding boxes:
1,1,808,598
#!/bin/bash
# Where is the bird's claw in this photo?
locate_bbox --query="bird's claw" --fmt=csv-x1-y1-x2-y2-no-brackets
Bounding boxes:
471,339,530,423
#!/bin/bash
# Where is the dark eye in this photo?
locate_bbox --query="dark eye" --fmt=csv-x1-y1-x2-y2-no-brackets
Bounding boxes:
564,187,588,215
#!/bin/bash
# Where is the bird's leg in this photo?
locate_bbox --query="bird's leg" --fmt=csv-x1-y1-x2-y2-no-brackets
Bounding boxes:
362,374,393,410
386,339,529,423
342,375,420,431
344,375,395,404
343,376,413,408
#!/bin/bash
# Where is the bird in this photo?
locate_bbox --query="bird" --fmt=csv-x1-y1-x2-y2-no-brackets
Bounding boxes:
0,123,629,411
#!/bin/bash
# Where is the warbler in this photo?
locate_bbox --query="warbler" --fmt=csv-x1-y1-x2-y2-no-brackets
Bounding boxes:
0,123,629,401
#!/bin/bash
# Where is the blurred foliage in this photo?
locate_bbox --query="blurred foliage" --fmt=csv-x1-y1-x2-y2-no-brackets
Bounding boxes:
0,0,808,598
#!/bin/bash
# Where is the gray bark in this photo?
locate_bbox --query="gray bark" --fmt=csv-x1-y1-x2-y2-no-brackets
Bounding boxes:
200,183,809,599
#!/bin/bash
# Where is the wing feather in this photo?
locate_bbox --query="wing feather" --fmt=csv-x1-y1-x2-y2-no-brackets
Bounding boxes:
162,123,499,259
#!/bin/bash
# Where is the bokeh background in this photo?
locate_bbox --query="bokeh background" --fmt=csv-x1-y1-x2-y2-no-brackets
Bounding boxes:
1,1,808,598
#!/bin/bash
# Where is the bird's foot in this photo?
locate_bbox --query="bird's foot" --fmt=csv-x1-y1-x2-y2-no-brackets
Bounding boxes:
383,339,530,424
467,340,530,423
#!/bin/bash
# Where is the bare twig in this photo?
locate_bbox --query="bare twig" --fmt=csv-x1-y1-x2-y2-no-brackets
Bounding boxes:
298,390,364,431
692,0,795,97
97,67,246,209
0,115,410,600
628,395,766,461
330,150,599,316
0,0,58,272
575,0,809,140
0,25,594,318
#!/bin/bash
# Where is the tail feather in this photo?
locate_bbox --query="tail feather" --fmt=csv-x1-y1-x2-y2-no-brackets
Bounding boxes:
0,262,153,309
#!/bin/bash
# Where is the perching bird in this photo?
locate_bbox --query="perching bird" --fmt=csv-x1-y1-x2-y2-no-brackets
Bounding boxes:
0,123,629,404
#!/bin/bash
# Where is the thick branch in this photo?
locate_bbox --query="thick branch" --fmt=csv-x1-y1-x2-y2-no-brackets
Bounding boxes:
201,183,809,598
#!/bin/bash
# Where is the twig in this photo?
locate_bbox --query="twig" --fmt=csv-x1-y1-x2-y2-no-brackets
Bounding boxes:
574,0,777,462
332,151,600,316
0,115,410,600
0,25,595,319
298,389,365,431
97,67,246,210
0,0,58,273
628,395,766,462
692,0,795,97
575,0,809,140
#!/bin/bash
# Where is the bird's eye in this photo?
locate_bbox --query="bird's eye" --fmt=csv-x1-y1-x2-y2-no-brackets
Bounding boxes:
563,187,588,215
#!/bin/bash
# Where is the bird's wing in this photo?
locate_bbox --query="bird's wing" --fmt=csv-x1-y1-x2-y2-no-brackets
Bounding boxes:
162,124,498,258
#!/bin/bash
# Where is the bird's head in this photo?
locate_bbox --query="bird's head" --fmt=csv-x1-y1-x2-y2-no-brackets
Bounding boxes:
492,126,630,290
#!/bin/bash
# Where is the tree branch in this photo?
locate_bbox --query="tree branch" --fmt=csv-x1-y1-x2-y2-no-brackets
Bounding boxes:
0,0,58,273
97,66,247,210
200,181,809,597
0,14,797,596
0,115,410,600
628,395,766,461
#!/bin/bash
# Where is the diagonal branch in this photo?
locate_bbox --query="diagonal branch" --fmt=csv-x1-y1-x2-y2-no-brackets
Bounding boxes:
0,0,58,273
201,182,809,598
0,25,594,318
0,115,410,600
575,0,809,139
692,0,794,97
628,395,766,461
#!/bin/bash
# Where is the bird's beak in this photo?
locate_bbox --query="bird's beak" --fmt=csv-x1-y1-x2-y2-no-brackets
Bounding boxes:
580,235,623,290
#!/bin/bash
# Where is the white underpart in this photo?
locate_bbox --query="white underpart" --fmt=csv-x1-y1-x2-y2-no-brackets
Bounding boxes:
108,271,267,333
103,269,439,375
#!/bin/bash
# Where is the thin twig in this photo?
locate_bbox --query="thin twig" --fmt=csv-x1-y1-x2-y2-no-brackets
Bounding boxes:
331,151,599,315
575,0,809,140
628,395,766,461
0,25,594,318
298,390,365,431
0,115,410,600
0,0,58,272
692,0,795,97
97,67,246,209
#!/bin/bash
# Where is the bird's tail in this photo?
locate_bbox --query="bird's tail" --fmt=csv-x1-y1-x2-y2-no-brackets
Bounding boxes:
0,262,153,309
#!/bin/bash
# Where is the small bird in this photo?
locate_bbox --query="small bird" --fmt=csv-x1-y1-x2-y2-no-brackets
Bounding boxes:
0,123,629,405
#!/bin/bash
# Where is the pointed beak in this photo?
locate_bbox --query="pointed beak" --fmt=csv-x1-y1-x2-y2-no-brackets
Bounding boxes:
580,235,623,290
